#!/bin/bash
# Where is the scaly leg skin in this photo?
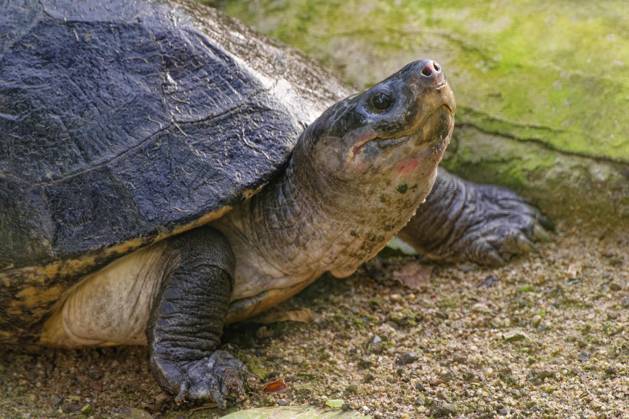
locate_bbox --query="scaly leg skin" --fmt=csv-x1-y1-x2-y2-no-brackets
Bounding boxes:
147,226,249,408
399,168,554,267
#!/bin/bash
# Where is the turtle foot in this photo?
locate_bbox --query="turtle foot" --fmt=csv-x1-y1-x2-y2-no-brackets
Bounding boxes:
401,171,555,267
452,184,554,267
153,350,249,409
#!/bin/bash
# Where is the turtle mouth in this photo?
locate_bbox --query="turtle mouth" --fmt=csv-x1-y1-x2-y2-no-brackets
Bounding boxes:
351,104,454,156
349,133,410,159
373,136,413,149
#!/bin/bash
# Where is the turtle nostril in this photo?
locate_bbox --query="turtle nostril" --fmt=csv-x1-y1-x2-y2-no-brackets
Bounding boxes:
420,60,442,78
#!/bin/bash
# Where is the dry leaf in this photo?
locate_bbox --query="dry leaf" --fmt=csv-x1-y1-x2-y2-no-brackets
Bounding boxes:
263,378,288,393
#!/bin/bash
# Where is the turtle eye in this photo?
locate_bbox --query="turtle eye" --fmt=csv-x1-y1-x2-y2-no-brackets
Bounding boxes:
368,91,394,113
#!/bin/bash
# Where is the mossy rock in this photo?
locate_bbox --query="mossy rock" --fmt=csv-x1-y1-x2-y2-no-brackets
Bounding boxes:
210,0,629,226
220,407,369,419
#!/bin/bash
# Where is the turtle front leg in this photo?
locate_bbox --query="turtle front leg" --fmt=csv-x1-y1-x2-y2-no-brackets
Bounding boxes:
148,226,248,408
399,168,554,266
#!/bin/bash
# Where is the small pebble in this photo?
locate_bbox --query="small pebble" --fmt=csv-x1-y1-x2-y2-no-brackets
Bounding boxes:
430,400,458,417
396,352,418,365
390,293,402,302
532,315,542,327
368,335,384,354
502,330,531,342
86,367,103,381
480,275,499,288
51,395,64,408
609,282,622,291
344,384,359,395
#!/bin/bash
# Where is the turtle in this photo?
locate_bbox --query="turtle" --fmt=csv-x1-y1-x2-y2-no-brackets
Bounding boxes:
0,0,552,407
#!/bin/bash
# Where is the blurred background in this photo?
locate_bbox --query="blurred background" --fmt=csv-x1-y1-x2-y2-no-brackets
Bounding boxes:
209,0,629,228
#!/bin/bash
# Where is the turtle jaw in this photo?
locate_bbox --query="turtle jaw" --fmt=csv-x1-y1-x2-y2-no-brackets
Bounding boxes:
348,101,455,165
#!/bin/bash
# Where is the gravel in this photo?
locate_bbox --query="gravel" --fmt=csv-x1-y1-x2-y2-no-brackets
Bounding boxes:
0,222,626,418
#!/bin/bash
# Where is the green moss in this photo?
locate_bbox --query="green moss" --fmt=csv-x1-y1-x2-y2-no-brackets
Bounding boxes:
444,125,628,223
517,284,536,293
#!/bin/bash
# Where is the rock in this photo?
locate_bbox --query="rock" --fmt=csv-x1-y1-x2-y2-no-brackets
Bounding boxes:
61,400,81,414
389,294,402,303
502,329,532,343
392,262,433,290
376,323,397,338
429,400,458,417
220,407,368,418
367,335,384,354
472,303,493,314
532,315,543,327
396,352,418,365
325,399,345,409
480,275,499,288
609,282,623,291
344,384,359,396
217,1,629,226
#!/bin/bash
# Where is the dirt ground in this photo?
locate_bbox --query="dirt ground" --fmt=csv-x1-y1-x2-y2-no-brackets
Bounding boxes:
0,223,627,418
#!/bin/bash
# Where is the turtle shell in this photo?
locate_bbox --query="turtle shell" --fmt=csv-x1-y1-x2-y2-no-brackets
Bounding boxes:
0,0,346,341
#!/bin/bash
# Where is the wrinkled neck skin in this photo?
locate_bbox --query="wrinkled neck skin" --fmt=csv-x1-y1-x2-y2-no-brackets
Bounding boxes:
215,122,447,320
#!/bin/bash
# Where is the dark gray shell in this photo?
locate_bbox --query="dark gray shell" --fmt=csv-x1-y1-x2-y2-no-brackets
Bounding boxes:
0,0,348,340
0,0,345,272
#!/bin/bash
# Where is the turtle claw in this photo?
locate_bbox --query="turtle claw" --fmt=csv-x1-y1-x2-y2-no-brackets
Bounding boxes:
468,241,505,267
505,231,538,255
401,172,555,267
157,350,249,409
460,185,551,266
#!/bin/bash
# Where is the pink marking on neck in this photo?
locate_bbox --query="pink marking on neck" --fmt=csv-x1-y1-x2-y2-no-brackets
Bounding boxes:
395,158,419,176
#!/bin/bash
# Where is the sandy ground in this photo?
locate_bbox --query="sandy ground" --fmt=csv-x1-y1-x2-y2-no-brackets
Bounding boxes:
0,223,627,418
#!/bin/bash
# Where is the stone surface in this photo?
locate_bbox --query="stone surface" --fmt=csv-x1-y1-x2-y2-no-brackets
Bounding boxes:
221,406,367,418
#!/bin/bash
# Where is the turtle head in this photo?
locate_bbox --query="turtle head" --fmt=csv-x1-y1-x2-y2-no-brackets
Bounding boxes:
300,59,455,186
